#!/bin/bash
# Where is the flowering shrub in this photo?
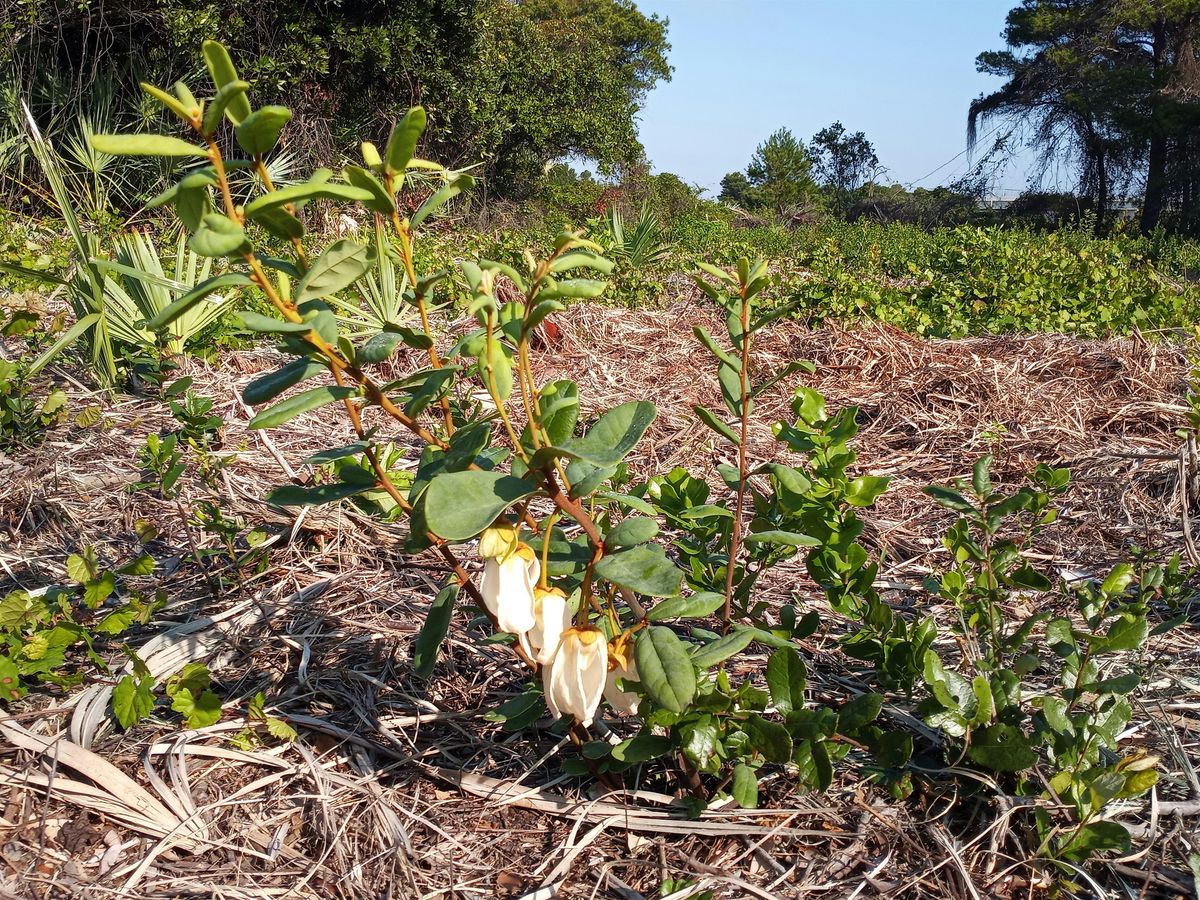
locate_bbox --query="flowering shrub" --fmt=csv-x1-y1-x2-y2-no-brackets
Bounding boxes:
87,43,1179,875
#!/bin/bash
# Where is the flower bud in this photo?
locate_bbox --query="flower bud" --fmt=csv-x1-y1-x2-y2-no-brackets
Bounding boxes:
479,524,519,560
542,626,608,728
523,586,570,665
479,541,538,635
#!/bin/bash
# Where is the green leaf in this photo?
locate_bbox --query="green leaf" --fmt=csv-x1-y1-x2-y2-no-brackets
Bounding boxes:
837,692,883,732
484,692,544,731
553,400,656,468
89,133,207,158
385,107,426,175
146,273,250,330
243,359,326,405
732,764,759,808
594,545,681,597
605,516,659,548
0,655,26,703
344,165,394,215
244,181,373,217
966,723,1039,772
424,470,540,541
646,591,724,622
252,206,305,240
201,40,252,124
690,629,755,669
765,647,806,714
236,106,293,156
265,716,298,742
743,530,820,547
846,476,889,507
359,331,408,363
202,79,250,135
611,730,672,763
248,385,356,429
924,485,975,514
1058,821,1131,862
140,82,195,123
693,405,740,444
296,239,371,303
266,481,369,507
634,626,696,714
410,174,474,227
171,687,223,729
236,311,313,334
66,551,98,584
189,214,249,258
112,675,154,728
745,714,792,763
412,583,458,679
1088,616,1148,654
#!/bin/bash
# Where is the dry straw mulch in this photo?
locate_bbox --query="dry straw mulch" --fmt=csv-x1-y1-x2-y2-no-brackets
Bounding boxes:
0,299,1197,899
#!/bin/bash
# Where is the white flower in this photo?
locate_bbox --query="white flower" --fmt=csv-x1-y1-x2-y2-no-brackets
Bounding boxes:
604,645,641,716
479,530,539,635
522,586,571,665
542,626,608,728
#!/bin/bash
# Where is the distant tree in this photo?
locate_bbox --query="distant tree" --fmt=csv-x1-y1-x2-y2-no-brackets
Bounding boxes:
809,121,880,212
720,128,818,216
718,170,756,208
746,128,818,215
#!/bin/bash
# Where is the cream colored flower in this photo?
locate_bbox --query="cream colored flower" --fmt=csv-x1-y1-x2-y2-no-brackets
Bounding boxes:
522,586,571,665
542,626,608,728
479,528,538,635
603,634,641,715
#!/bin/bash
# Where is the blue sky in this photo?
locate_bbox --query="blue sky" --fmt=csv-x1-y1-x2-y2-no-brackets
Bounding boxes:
634,0,1047,197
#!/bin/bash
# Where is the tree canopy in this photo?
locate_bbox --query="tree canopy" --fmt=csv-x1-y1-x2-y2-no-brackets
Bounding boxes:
2,0,672,198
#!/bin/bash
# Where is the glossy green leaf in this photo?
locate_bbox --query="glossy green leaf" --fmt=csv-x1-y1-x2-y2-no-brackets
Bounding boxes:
732,764,759,808
384,106,426,175
412,583,457,679
242,358,326,405
189,214,249,258
410,173,474,227
745,714,792,763
202,79,250,135
594,545,681,597
743,529,820,547
765,646,806,714
634,626,696,713
344,165,394,214
236,106,293,156
605,516,659,548
140,82,195,123
244,181,373,217
248,385,356,429
146,273,250,330
966,723,1039,772
690,629,754,669
694,405,740,444
424,470,539,541
112,674,154,728
646,591,724,622
201,40,252,124
266,481,369,506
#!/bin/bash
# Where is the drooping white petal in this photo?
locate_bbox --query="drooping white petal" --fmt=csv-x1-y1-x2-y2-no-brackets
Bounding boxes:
479,546,538,635
604,656,640,716
528,588,571,666
543,627,608,728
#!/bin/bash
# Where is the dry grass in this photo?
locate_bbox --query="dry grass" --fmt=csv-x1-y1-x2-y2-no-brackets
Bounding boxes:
0,298,1197,899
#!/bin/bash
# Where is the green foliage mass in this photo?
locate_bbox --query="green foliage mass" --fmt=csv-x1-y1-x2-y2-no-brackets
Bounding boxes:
3,0,670,199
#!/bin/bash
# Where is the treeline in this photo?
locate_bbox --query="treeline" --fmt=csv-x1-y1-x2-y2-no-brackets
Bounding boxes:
0,0,669,200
